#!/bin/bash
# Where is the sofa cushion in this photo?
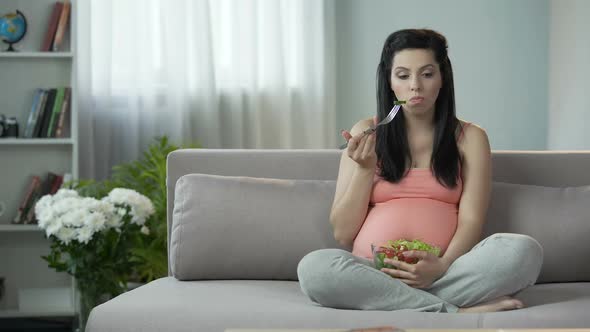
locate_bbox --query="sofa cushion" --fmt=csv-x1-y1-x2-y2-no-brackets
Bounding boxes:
171,175,590,283
171,174,343,280
86,277,590,332
483,182,590,283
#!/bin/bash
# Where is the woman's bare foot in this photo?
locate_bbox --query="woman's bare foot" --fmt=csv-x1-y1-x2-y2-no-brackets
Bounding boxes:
458,296,524,313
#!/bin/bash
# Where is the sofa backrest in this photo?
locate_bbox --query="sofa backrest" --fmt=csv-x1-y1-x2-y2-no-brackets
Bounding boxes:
167,150,590,282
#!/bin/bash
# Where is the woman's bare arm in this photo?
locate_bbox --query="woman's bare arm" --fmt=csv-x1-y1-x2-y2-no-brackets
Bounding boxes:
440,124,492,268
330,118,376,246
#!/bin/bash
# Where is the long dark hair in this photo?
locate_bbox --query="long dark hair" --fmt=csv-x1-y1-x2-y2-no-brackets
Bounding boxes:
375,29,461,188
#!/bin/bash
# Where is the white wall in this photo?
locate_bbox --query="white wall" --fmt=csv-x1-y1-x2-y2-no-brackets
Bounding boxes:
334,0,549,150
548,0,590,150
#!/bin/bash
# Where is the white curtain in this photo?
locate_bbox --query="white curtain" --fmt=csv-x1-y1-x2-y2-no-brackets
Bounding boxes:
77,0,336,180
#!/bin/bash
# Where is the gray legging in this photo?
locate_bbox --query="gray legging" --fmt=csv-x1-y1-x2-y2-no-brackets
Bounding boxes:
297,233,543,313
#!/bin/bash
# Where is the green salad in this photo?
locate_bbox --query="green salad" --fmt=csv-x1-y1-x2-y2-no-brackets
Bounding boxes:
372,239,441,270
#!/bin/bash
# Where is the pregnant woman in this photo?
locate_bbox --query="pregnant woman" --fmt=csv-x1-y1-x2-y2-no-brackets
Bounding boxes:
297,28,543,313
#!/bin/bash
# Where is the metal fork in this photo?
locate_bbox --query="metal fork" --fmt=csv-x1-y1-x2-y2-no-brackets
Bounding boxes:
338,104,402,149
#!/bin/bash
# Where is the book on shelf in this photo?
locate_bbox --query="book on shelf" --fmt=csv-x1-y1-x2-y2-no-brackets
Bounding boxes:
53,1,71,52
12,176,41,224
29,89,49,138
47,87,66,138
23,89,44,138
13,172,66,225
41,2,63,52
38,89,57,138
22,184,43,224
41,1,71,52
32,89,54,138
50,174,64,194
54,87,71,138
40,172,58,197
24,87,71,138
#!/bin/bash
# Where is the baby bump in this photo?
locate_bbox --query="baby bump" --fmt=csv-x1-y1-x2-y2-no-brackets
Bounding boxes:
352,198,458,258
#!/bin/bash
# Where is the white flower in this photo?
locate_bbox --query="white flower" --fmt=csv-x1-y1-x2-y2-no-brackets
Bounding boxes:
105,214,123,229
37,207,55,229
62,210,85,228
59,189,78,195
35,186,155,246
55,227,76,245
45,219,63,237
35,195,54,219
54,189,79,199
76,225,95,244
36,191,108,243
85,212,107,233
104,188,155,225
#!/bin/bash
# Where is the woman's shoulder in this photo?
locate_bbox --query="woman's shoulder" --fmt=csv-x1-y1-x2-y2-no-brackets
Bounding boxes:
456,120,490,154
456,120,487,142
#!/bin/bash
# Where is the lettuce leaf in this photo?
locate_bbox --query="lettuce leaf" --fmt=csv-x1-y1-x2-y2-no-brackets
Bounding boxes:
385,239,441,257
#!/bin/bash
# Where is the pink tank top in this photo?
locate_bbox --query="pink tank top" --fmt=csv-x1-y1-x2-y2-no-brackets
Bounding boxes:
351,123,469,259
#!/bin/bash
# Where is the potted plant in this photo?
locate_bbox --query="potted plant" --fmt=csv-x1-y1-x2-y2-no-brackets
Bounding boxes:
37,136,197,330
36,188,155,329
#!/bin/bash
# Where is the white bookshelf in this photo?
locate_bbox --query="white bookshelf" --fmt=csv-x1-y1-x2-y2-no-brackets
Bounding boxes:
0,224,43,232
0,138,74,145
0,0,78,320
0,52,73,58
0,309,75,318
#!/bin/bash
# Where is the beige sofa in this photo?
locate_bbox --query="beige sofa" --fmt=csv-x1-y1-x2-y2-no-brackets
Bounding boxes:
87,149,590,331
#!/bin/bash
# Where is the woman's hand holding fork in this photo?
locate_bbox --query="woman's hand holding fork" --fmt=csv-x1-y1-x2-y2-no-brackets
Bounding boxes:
341,116,378,170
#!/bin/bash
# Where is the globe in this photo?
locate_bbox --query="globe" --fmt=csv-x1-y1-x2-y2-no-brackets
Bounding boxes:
0,10,27,52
